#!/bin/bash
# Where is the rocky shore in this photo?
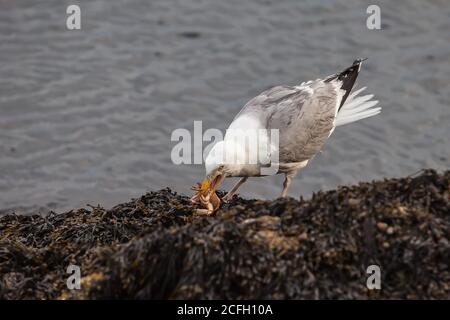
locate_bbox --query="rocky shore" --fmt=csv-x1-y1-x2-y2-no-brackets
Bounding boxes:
0,169,449,299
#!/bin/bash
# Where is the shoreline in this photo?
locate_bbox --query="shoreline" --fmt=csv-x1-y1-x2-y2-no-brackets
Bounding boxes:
0,169,449,299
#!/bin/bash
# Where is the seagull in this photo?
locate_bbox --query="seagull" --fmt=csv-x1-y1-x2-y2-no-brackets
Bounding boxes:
197,59,380,203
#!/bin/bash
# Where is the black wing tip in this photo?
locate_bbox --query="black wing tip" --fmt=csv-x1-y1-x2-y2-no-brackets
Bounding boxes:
352,57,368,66
335,58,368,110
324,58,368,84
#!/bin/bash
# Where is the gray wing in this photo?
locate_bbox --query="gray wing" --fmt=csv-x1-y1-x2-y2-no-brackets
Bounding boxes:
233,85,303,120
235,81,341,164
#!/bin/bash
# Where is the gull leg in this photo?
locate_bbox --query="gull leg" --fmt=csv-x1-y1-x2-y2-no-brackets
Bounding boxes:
280,174,293,198
222,177,248,202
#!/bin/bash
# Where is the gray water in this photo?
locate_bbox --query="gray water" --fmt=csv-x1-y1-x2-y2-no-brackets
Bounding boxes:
1,0,449,214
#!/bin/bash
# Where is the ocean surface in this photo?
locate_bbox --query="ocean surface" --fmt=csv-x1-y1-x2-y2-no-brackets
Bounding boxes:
1,0,449,214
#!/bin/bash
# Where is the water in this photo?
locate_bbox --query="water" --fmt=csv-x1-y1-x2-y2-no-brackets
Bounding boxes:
0,0,449,214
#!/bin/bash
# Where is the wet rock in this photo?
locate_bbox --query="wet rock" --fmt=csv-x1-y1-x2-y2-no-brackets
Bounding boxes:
0,169,449,299
377,222,388,231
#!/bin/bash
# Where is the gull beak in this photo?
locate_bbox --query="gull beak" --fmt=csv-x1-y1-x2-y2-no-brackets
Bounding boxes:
201,173,225,195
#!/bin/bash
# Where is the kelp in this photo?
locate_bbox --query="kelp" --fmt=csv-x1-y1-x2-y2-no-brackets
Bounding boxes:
0,170,449,299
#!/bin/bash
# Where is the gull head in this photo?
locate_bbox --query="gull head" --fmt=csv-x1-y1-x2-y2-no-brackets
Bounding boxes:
202,140,230,192
189,141,230,213
191,140,239,206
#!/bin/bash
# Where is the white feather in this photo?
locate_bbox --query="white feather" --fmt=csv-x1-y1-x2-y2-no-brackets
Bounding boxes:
341,94,374,110
335,87,381,127
348,86,367,100
338,100,379,118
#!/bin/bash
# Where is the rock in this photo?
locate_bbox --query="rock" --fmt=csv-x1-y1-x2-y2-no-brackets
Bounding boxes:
0,169,449,299
377,222,388,231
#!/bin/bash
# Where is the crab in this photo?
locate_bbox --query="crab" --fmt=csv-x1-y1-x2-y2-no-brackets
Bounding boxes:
190,181,221,215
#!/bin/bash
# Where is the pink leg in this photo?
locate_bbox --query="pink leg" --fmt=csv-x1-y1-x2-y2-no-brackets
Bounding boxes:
280,174,293,198
222,177,248,202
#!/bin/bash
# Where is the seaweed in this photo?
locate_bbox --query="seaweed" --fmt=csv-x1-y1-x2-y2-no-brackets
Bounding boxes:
0,170,449,299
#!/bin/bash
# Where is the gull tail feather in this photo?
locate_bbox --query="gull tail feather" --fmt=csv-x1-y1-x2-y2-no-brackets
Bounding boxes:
325,58,367,110
335,86,381,127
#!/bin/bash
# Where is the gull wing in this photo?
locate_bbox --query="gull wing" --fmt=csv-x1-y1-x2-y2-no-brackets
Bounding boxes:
267,81,341,163
230,81,341,164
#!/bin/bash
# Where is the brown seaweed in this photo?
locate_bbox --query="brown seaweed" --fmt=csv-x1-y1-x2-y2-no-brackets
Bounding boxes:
0,169,449,299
